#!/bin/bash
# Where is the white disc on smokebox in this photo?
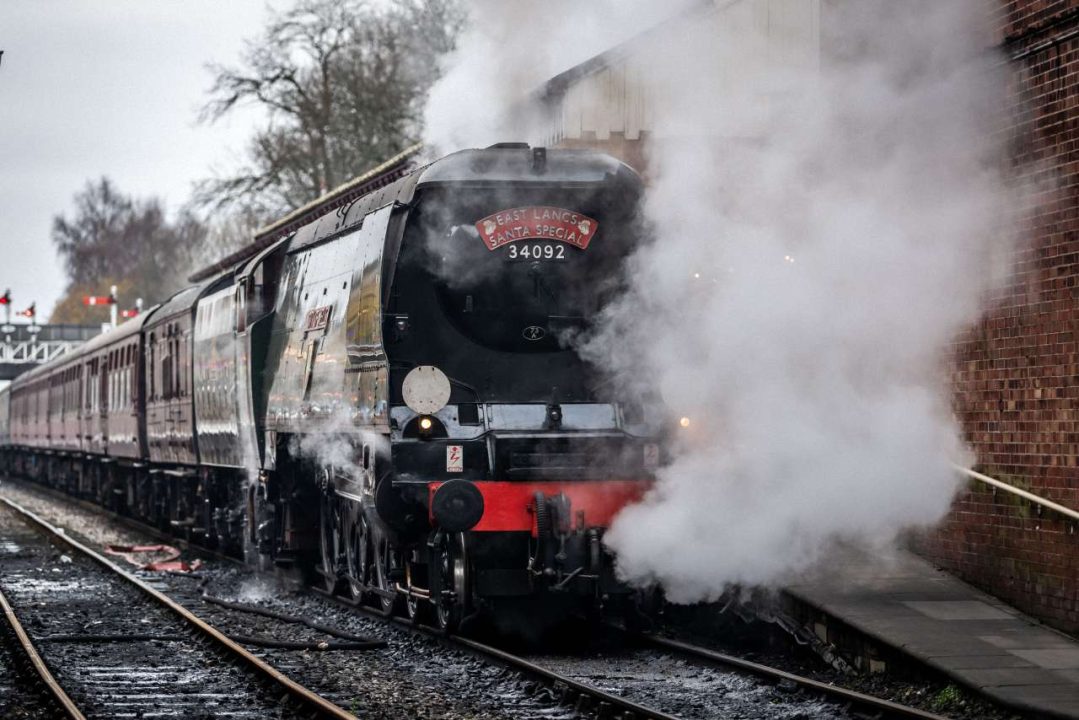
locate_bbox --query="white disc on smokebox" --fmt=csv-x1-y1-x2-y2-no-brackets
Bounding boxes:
402,365,451,415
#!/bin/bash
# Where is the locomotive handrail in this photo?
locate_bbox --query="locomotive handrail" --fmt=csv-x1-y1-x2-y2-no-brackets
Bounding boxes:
954,464,1079,523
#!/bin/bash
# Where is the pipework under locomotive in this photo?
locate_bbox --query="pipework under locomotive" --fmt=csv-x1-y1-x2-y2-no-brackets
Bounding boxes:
0,145,664,632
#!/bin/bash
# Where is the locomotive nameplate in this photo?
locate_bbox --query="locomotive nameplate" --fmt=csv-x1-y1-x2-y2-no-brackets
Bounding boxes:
303,305,332,333
475,207,597,251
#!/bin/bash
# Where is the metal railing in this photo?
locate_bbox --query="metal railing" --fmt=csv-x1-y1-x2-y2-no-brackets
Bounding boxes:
954,464,1079,523
0,338,83,365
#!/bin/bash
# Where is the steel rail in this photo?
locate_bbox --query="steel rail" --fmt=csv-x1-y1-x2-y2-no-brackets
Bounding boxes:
0,586,86,720
954,464,1079,523
326,585,950,720
3,480,958,720
452,634,683,720
313,589,681,720
636,634,952,720
0,496,360,720
2,483,674,719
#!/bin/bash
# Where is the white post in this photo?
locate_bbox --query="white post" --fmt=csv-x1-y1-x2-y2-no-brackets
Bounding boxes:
110,285,118,328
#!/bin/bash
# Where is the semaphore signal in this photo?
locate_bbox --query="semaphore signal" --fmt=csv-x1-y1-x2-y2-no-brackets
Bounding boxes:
82,295,116,306
82,285,119,327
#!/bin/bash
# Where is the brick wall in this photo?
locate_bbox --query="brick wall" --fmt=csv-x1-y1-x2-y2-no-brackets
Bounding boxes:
916,1,1079,636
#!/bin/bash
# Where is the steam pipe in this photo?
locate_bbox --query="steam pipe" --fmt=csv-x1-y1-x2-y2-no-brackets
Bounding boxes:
953,464,1079,523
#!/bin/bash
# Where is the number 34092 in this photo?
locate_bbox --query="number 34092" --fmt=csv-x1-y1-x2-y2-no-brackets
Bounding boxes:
505,243,567,261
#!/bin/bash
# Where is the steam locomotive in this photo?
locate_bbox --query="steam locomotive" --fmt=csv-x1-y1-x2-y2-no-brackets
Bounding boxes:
0,146,662,629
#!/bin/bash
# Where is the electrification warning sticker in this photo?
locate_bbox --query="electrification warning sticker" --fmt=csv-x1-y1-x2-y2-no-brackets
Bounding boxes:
475,207,598,251
446,445,463,473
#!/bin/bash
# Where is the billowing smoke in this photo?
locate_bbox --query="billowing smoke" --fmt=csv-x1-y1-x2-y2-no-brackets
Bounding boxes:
425,0,1019,602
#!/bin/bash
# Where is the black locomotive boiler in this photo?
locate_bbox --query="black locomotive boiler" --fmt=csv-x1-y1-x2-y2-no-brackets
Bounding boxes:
0,146,663,629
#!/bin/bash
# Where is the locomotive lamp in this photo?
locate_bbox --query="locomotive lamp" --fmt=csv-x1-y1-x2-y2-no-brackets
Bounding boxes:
406,414,447,439
679,416,691,428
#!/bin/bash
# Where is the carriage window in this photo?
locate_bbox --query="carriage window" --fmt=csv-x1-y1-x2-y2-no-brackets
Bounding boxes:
148,334,156,400
177,336,185,398
162,353,173,399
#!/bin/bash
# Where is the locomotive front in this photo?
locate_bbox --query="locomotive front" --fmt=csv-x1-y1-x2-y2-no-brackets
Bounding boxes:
383,146,661,626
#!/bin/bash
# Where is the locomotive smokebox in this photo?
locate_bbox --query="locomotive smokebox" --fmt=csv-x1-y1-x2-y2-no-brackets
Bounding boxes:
432,479,485,532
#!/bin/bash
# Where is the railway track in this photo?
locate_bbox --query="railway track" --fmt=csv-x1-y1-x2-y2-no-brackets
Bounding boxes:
0,496,358,720
318,589,954,720
1,481,960,720
623,633,952,720
0,580,83,718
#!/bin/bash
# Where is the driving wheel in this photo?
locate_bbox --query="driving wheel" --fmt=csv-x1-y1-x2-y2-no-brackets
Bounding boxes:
432,532,470,632
317,478,342,594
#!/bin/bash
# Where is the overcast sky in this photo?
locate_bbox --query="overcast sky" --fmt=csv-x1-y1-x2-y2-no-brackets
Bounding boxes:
0,1,269,321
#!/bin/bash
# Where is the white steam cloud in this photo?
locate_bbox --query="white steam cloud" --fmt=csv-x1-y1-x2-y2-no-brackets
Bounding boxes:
425,0,1018,602
423,0,691,153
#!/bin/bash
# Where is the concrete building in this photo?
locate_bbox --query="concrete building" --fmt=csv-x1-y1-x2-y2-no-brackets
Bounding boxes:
537,0,821,175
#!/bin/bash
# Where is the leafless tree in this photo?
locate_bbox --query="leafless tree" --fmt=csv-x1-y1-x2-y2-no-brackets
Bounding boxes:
196,0,462,217
50,178,206,323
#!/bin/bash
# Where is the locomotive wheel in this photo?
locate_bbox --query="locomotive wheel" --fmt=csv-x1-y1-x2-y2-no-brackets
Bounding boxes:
372,534,402,617
405,584,428,624
432,532,470,633
345,511,371,600
318,486,343,594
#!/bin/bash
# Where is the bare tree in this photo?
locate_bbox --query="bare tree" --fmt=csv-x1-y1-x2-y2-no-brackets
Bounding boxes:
50,178,206,323
197,0,462,217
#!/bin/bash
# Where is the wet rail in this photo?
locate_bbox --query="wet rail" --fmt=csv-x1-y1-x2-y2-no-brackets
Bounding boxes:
315,589,683,720
317,589,866,720
0,496,358,720
632,633,953,720
316,585,957,720
2,481,959,720
0,583,85,718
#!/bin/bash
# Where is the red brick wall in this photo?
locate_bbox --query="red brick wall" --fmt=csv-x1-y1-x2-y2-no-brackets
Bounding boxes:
917,1,1079,636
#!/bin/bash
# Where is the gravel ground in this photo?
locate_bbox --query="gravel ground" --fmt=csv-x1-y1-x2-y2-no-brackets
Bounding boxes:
0,541,71,720
0,481,559,719
0,503,304,719
532,646,850,719
1,479,1025,720
657,603,1026,720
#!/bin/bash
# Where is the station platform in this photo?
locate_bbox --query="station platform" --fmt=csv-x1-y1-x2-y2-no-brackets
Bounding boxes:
784,548,1079,719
